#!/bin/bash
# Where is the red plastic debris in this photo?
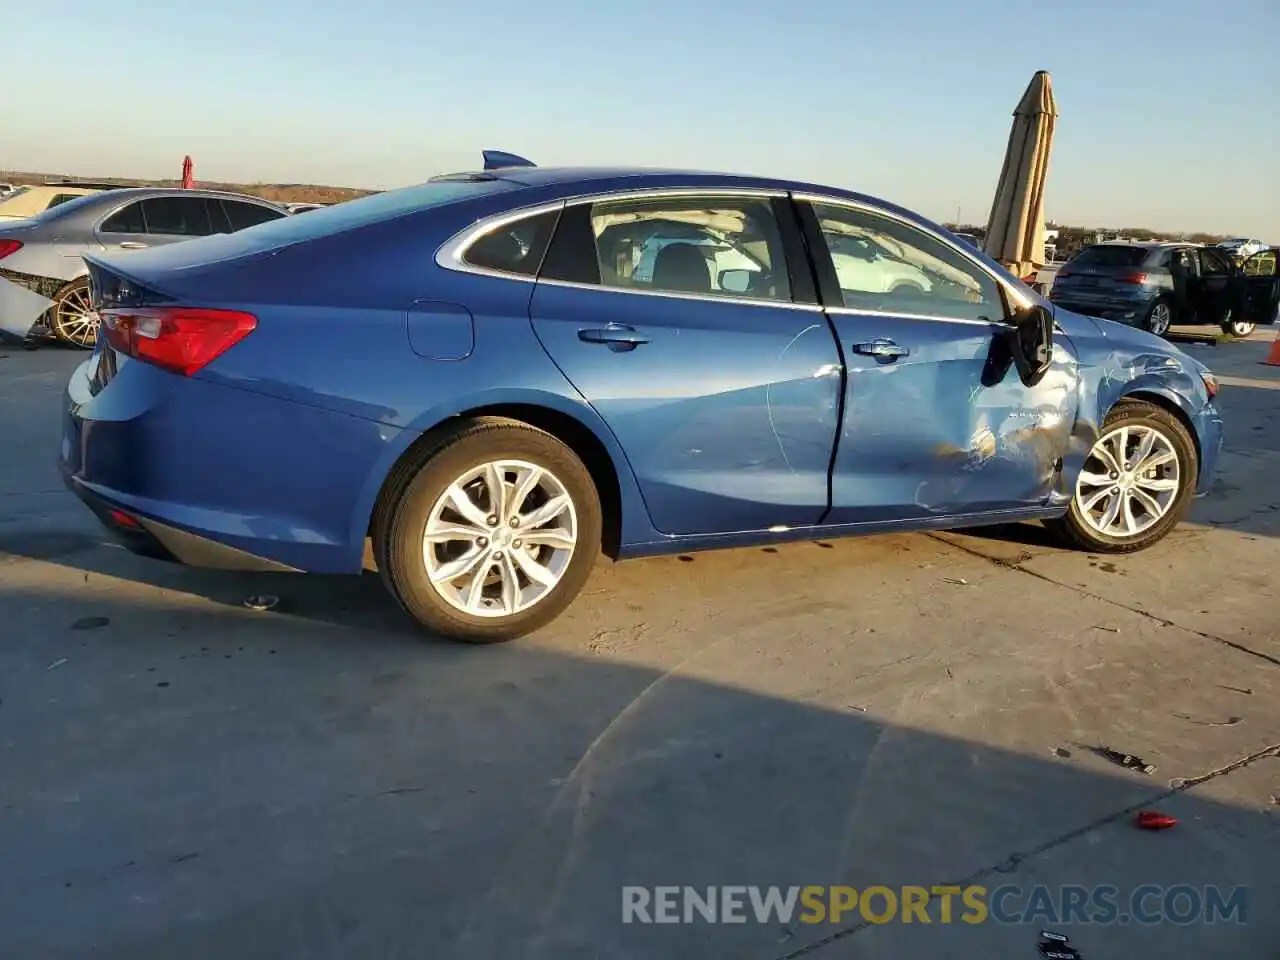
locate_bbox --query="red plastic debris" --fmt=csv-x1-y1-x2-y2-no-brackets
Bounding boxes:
1135,810,1178,830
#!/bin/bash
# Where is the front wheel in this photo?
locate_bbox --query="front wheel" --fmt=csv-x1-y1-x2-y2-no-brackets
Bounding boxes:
1044,400,1197,553
377,419,602,643
48,278,99,349
1142,299,1173,337
1221,310,1256,338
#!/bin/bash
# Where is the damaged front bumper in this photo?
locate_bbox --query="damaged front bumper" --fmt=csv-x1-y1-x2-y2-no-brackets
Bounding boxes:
0,270,56,339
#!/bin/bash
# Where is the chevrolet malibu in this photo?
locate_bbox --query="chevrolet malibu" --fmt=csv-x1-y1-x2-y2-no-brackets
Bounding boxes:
61,156,1226,643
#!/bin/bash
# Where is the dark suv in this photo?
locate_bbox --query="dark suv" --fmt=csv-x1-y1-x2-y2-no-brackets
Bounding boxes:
1048,241,1270,338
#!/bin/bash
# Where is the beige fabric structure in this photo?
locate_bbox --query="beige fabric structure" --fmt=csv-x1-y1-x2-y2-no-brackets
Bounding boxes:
984,70,1057,278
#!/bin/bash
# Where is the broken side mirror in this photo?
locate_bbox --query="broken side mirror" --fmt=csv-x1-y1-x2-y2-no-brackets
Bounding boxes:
1007,303,1054,387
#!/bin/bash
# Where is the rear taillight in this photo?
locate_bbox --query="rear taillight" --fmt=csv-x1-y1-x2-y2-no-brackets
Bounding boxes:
100,306,256,376
0,239,22,260
1116,271,1149,284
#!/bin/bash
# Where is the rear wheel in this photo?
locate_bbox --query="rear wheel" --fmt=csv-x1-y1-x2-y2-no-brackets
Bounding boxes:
1142,298,1173,337
1045,400,1197,553
48,278,98,349
377,419,602,643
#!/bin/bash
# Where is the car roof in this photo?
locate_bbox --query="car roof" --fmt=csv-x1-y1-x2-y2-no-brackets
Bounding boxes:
441,164,861,198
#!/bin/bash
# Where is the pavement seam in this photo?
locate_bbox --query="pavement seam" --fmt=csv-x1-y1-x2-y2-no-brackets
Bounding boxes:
776,742,1280,959
925,533,1280,669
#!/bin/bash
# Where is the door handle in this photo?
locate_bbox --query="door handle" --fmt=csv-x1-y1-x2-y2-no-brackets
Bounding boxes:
118,241,149,249
852,339,909,359
577,324,650,351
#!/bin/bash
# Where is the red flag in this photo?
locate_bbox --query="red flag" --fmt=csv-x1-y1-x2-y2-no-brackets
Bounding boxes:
181,155,194,189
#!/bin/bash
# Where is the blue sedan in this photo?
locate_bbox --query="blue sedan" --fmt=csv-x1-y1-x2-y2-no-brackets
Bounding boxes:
61,154,1225,642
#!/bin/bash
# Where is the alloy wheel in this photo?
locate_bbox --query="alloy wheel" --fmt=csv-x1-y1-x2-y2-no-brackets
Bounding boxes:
422,459,578,618
1075,425,1181,539
54,284,99,347
1147,303,1171,337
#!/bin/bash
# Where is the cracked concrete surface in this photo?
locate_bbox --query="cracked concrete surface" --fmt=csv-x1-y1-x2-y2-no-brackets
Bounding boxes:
0,329,1277,959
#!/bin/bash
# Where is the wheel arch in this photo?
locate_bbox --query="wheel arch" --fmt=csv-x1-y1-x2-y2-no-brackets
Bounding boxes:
360,397,642,565
1111,388,1202,465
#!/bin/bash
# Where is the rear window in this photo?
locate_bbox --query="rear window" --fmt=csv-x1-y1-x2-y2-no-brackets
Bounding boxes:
1069,245,1149,268
207,179,517,249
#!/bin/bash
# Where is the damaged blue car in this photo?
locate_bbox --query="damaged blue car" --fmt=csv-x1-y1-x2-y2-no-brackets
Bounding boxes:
61,153,1226,642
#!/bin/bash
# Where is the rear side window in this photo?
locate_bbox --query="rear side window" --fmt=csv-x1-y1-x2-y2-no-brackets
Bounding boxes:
1069,246,1147,268
223,199,286,231
100,201,146,234
461,208,559,276
140,197,214,236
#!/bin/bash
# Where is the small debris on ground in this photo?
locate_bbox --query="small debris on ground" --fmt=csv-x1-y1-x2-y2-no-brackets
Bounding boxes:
242,595,280,612
1038,930,1082,958
1217,684,1253,696
1083,745,1156,775
71,616,110,631
1173,713,1242,727
1053,747,1072,759
46,658,69,671
942,577,968,585
1091,625,1119,633
845,705,867,713
1135,810,1178,830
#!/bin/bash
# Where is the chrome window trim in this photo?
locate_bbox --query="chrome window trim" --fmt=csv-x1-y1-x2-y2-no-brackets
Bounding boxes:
824,306,1001,327
792,191,1037,313
434,198,567,283
532,276,824,312
435,186,794,301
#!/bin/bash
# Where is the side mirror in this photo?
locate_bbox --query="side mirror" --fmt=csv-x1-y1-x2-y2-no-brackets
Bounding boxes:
718,269,753,294
1006,303,1054,387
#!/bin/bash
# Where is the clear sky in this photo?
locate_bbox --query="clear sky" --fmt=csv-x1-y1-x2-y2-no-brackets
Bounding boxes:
5,0,1277,236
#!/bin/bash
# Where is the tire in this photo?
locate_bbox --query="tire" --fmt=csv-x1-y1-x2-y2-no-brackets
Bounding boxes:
377,418,602,643
1221,310,1256,338
1044,400,1197,553
48,278,99,349
1141,298,1173,337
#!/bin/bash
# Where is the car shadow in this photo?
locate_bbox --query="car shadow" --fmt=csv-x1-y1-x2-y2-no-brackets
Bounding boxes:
0,574,1274,958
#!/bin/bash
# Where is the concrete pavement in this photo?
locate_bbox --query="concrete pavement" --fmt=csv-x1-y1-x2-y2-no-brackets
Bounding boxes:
0,331,1276,958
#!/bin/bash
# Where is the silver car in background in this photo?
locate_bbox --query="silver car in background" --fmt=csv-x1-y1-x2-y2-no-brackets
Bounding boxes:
0,187,288,347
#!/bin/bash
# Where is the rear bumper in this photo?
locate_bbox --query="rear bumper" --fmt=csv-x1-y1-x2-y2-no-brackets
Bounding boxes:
1050,294,1154,326
60,462,299,571
59,352,395,574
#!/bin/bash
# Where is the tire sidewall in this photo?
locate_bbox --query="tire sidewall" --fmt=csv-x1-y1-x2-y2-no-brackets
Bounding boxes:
1064,403,1198,551
383,423,602,642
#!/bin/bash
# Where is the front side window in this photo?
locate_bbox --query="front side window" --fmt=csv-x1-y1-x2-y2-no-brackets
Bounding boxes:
585,196,792,303
809,202,1003,322
1198,248,1231,276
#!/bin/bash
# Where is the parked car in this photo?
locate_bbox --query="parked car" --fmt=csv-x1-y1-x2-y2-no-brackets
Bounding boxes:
1216,238,1266,263
60,157,1226,643
1048,241,1274,337
0,187,288,347
0,182,17,197
0,183,107,222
